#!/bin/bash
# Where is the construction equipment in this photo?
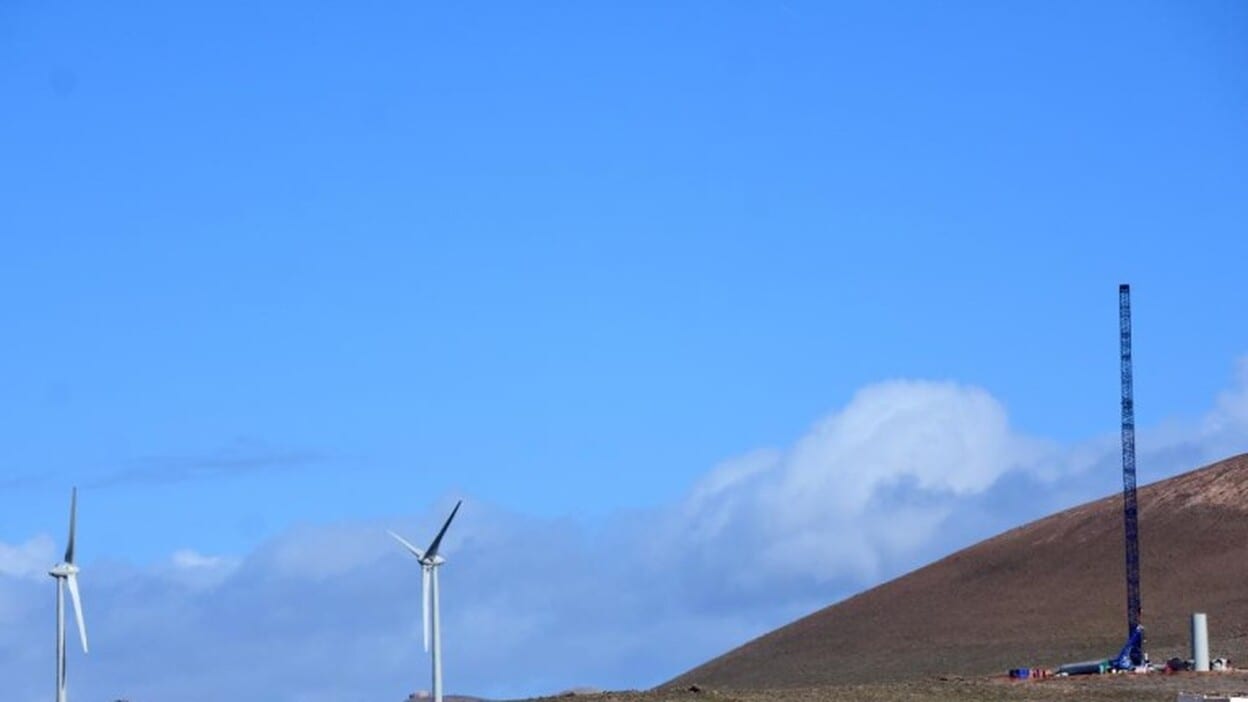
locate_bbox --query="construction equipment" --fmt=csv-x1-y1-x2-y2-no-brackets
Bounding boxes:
1112,624,1146,671
1119,284,1144,667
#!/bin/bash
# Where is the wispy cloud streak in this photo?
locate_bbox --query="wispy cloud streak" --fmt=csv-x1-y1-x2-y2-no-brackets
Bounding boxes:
87,438,326,488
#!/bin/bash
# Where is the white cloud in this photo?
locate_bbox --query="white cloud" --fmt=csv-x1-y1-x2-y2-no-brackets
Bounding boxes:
260,521,393,580
674,380,1046,584
1210,357,1248,432
779,380,1023,503
171,548,230,570
2,362,1247,702
0,535,56,580
165,549,240,589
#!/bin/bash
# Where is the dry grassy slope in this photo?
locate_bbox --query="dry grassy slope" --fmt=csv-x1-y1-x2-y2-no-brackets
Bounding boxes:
555,671,1248,702
668,454,1248,689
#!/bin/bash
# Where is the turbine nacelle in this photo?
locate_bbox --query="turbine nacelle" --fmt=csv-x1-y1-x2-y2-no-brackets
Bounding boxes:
49,562,80,578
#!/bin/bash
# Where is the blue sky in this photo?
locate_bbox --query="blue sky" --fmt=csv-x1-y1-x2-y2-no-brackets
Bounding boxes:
2,1,1247,701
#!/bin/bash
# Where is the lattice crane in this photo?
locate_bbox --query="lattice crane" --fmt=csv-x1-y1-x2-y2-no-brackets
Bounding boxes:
1119,284,1143,666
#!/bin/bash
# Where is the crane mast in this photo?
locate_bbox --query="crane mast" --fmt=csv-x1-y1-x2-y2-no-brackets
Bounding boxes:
1119,284,1143,665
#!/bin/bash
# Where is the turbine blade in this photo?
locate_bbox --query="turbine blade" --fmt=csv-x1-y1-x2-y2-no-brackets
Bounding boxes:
422,566,432,652
423,500,462,560
387,530,425,560
66,574,88,653
65,487,78,564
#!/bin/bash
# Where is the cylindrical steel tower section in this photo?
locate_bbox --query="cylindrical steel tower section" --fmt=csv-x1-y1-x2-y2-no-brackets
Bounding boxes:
1192,612,1210,672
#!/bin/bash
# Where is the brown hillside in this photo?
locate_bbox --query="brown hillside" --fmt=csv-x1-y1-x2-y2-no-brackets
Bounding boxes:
668,453,1248,689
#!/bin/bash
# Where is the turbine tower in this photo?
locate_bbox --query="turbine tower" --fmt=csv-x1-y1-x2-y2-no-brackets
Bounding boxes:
389,500,462,702
48,487,89,702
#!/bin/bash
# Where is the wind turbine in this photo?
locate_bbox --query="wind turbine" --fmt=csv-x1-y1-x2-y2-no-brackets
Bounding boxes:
388,500,462,702
48,487,88,702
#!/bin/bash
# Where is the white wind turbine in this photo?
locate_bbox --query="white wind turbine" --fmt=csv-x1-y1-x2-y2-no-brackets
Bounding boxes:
48,487,88,702
388,500,462,702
